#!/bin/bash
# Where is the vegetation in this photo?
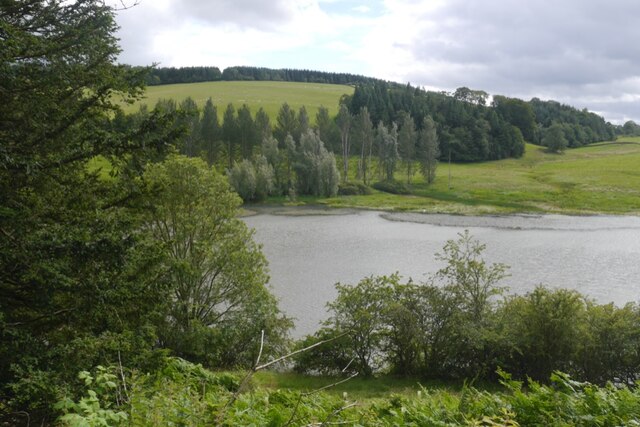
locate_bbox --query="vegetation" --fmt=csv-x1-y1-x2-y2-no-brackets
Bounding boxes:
320,140,640,215
295,232,640,385
142,64,389,87
3,1,640,424
54,357,640,426
143,155,291,367
0,2,289,424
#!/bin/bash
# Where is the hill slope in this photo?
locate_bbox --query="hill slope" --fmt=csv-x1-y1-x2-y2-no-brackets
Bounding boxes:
124,80,353,120
321,139,640,215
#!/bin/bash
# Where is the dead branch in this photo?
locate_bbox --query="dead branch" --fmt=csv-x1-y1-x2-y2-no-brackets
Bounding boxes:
215,331,350,426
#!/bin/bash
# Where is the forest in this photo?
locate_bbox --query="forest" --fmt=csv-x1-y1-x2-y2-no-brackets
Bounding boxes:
2,1,640,425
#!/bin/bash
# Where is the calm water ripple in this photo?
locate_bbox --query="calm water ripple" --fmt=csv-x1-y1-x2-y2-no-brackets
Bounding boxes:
243,209,640,337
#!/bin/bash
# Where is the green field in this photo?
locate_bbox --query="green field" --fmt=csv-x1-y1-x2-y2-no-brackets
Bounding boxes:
124,80,353,120
296,138,640,215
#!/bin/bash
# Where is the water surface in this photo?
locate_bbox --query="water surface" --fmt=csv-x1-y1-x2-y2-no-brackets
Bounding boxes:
243,209,640,337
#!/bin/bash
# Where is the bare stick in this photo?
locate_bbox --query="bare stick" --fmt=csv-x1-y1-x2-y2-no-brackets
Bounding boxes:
306,373,358,396
256,332,349,371
215,331,350,426
283,373,359,427
117,350,129,402
319,402,358,426
255,330,265,367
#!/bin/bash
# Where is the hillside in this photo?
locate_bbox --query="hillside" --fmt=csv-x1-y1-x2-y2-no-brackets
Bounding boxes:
312,139,640,215
124,80,353,120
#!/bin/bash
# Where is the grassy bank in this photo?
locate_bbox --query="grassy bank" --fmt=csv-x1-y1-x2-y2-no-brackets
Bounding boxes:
283,139,640,215
123,80,353,119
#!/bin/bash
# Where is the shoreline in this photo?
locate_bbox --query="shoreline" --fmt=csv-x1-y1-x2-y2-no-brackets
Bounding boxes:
242,203,640,231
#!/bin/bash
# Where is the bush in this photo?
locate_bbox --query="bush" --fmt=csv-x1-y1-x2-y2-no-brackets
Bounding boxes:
372,180,410,195
337,182,372,196
227,156,275,202
227,159,256,201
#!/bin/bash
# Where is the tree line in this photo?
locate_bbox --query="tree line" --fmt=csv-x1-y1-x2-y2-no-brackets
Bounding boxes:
142,65,388,86
295,231,640,386
346,81,619,158
122,98,442,201
345,82,526,162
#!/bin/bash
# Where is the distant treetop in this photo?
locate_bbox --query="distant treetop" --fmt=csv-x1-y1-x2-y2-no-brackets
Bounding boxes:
141,65,393,87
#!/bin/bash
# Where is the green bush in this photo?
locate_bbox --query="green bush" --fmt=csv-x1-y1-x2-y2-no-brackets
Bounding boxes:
372,180,411,194
337,182,372,196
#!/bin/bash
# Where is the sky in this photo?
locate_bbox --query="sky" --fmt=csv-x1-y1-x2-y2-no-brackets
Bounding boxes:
114,0,640,125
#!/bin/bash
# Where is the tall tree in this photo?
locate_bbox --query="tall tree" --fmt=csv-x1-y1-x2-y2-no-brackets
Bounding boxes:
354,107,374,184
144,155,290,366
377,121,399,181
298,105,310,136
543,123,568,153
200,98,221,165
0,0,176,420
418,115,440,184
237,104,256,159
274,102,297,146
222,103,238,168
254,107,272,142
293,130,340,197
178,97,200,157
397,111,417,184
336,104,352,182
315,106,340,152
493,95,536,142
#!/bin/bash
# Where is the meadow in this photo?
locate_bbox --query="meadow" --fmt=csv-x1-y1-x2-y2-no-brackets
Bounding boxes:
123,80,353,120
313,139,640,215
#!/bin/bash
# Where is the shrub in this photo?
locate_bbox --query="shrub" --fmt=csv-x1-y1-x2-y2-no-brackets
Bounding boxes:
337,182,372,196
372,180,410,195
227,159,256,201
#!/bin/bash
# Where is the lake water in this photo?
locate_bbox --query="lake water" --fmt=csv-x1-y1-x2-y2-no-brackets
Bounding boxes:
243,208,640,337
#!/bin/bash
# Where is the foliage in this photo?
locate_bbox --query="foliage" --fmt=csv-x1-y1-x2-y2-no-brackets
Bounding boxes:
530,97,615,145
143,155,291,367
493,95,537,142
435,230,508,322
293,130,340,197
543,123,569,153
227,159,257,201
337,182,373,196
228,156,276,202
353,107,375,184
346,82,528,162
0,1,179,422
55,367,127,427
372,180,411,195
55,358,640,426
144,66,222,85
295,232,640,386
418,115,440,184
377,122,400,180
398,111,417,184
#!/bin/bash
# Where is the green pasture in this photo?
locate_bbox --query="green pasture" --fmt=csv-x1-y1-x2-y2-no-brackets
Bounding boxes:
319,139,640,215
124,80,353,121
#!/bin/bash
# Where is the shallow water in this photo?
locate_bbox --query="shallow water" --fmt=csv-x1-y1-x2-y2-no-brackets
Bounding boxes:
243,209,640,337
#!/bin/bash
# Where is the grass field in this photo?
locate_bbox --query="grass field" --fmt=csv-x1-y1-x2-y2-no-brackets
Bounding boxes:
300,138,640,215
124,80,353,121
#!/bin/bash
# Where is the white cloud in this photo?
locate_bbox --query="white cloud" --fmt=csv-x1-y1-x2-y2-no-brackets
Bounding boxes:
114,0,640,123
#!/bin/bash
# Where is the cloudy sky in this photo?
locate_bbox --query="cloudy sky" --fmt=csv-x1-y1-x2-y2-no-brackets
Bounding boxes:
114,0,640,124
